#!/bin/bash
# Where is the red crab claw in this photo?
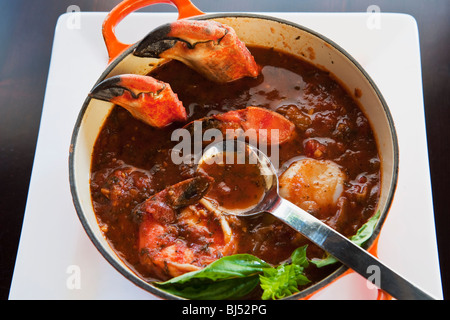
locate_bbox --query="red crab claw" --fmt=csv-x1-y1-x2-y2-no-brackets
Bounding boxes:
184,106,296,146
133,175,214,225
89,74,187,128
133,19,260,83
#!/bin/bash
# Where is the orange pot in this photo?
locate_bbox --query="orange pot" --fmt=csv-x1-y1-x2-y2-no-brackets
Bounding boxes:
69,0,398,300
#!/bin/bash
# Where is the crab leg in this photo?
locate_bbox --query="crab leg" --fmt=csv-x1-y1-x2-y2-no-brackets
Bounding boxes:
89,74,187,128
133,19,260,83
184,106,296,145
135,174,241,279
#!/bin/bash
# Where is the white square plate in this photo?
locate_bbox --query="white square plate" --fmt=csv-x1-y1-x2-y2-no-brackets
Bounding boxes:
9,12,442,300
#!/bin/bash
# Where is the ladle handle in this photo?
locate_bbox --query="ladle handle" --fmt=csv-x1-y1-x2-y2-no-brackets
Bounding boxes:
102,0,204,62
271,197,436,300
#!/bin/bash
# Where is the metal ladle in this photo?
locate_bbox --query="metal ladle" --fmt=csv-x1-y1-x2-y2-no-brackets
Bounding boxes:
198,140,436,300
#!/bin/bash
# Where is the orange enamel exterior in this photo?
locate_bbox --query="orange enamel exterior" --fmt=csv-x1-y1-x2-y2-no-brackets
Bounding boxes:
102,0,204,62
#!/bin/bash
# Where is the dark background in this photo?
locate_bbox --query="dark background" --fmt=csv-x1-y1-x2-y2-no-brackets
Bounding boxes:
0,0,448,300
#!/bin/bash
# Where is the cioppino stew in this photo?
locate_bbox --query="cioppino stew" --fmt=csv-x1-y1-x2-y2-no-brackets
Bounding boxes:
89,20,380,300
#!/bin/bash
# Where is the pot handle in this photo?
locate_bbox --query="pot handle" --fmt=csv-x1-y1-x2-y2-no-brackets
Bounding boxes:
103,0,204,62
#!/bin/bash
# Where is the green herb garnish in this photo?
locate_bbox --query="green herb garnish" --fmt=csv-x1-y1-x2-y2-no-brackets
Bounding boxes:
154,254,271,300
260,246,310,300
154,247,310,300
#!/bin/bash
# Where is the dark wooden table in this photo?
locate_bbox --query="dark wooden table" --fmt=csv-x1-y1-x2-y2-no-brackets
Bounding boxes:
1,0,448,300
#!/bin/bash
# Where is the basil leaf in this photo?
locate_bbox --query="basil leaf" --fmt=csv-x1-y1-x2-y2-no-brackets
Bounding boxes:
156,274,261,300
154,254,271,300
156,254,271,285
291,245,309,268
350,209,381,246
311,210,381,268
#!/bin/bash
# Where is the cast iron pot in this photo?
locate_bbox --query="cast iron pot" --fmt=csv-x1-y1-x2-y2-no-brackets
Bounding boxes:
69,0,398,300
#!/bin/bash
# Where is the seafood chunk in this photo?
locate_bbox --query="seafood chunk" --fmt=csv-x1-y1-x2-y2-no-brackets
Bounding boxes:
279,158,346,215
134,19,260,83
134,175,239,279
184,106,296,145
90,162,154,213
89,74,187,128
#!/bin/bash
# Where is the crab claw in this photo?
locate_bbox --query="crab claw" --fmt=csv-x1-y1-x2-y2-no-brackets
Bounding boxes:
135,174,241,279
184,106,296,146
133,174,213,225
89,74,187,128
133,19,260,83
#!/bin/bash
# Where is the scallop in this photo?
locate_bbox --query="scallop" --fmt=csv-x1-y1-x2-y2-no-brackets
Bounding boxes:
279,158,346,212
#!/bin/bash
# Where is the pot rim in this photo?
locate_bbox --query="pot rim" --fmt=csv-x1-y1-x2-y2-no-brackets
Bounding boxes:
69,12,399,300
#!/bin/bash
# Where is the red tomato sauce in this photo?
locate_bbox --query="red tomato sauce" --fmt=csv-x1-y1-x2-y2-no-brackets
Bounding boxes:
90,46,380,289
